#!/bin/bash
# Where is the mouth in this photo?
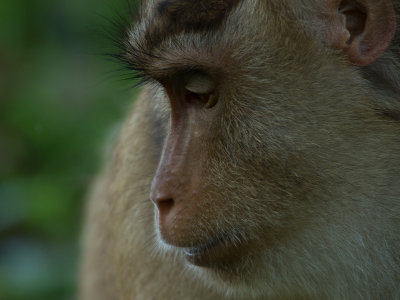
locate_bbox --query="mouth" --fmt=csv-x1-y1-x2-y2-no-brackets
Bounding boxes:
181,231,241,267
183,235,225,256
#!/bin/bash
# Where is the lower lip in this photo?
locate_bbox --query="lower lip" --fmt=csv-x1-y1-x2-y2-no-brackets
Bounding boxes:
182,235,228,266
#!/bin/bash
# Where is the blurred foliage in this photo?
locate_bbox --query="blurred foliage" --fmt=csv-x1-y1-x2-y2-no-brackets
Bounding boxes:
0,0,138,299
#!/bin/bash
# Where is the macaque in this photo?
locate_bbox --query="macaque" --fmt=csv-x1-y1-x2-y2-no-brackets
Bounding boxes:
80,0,400,299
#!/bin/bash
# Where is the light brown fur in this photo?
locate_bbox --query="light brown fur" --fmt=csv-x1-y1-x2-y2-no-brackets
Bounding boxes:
81,0,400,299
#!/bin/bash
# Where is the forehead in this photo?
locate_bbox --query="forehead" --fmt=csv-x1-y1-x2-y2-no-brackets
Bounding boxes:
125,0,297,79
142,0,243,49
155,0,241,31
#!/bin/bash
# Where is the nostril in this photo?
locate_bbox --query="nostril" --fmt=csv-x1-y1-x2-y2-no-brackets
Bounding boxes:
156,197,174,215
150,175,175,216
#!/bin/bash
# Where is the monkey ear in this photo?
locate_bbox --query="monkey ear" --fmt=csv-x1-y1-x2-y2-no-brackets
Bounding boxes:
321,0,396,66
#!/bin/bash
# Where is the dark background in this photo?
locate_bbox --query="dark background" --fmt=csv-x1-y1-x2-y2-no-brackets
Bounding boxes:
0,0,139,299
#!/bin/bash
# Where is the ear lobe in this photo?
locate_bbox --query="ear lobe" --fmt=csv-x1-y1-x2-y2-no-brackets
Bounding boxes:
321,0,396,66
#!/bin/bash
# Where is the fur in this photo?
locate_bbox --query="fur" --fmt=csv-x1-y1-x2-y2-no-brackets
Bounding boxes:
80,0,400,299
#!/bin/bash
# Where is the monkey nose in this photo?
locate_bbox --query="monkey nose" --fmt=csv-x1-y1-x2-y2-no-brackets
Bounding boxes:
155,195,174,216
150,178,175,217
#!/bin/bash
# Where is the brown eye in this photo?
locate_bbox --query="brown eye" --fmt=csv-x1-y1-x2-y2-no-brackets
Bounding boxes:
185,91,218,108
203,93,217,108
184,72,217,108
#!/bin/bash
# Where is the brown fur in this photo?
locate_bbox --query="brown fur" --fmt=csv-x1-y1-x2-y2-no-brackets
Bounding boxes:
143,0,241,50
156,0,240,30
81,0,400,299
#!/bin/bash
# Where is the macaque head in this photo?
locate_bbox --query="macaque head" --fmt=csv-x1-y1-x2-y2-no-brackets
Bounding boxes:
124,0,398,295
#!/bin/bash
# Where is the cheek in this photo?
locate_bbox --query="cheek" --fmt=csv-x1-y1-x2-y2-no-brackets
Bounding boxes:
207,124,317,225
152,99,316,252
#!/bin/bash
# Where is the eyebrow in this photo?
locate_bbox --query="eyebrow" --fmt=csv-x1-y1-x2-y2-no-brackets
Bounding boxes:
123,0,241,80
144,0,241,50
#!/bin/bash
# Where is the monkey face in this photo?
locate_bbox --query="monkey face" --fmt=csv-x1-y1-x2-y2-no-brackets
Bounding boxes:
130,2,319,271
119,0,399,294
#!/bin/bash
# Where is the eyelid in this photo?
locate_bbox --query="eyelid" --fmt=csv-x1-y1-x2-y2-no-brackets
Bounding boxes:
184,73,215,94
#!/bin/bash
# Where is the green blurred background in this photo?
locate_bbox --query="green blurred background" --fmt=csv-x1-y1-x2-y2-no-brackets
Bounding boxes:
0,1,138,299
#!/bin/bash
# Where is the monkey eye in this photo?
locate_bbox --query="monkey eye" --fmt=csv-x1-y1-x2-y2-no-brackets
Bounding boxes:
185,91,217,109
184,73,217,108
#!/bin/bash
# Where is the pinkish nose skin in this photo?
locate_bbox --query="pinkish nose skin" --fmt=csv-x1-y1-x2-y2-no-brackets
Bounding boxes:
149,81,214,246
